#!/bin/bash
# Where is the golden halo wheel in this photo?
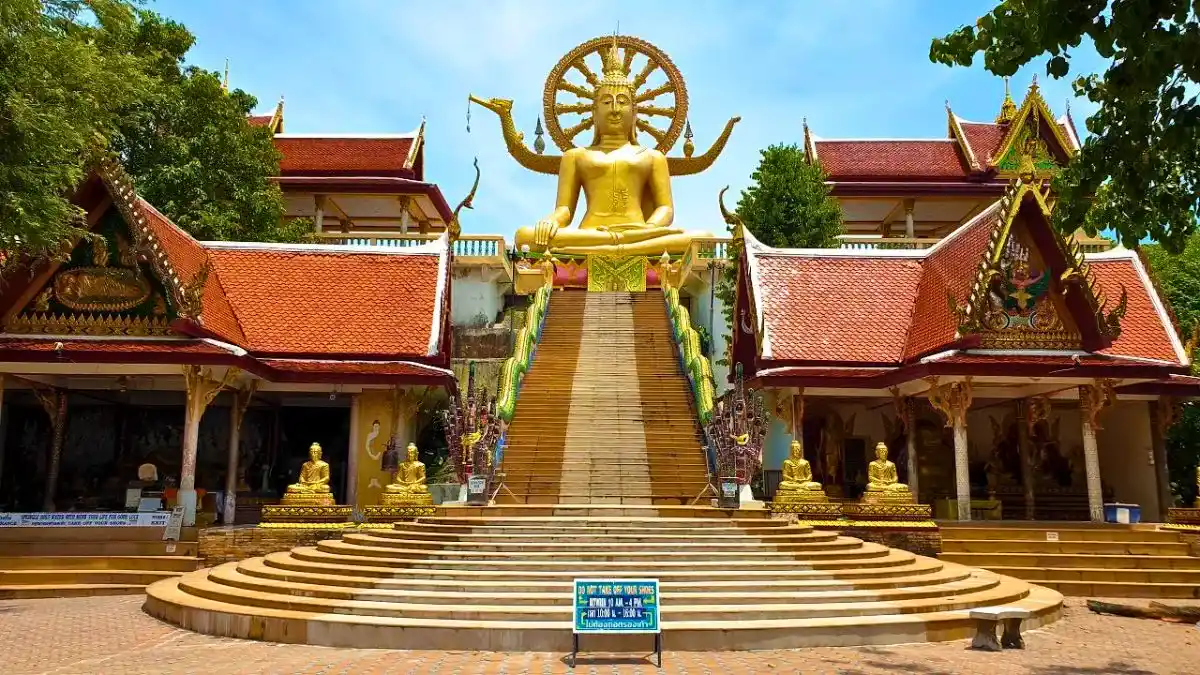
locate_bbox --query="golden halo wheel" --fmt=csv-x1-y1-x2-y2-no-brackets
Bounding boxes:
542,35,688,153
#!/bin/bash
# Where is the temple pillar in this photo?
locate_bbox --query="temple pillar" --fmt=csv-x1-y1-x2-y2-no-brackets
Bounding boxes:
314,194,326,233
221,382,257,525
346,392,361,505
903,397,919,501
928,378,973,521
32,386,67,512
0,375,6,494
1150,397,1179,522
903,198,915,239
1079,382,1114,522
182,366,236,526
1016,399,1037,520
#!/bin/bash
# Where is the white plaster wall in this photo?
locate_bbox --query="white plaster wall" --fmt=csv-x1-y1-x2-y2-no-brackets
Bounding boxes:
450,272,506,327
1096,400,1160,513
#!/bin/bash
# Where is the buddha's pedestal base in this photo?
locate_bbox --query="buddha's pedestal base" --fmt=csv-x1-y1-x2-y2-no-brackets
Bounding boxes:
362,503,438,525
773,489,830,504
280,491,334,507
259,504,354,528
842,501,933,522
381,491,433,507
860,489,916,505
767,499,842,520
1165,507,1200,531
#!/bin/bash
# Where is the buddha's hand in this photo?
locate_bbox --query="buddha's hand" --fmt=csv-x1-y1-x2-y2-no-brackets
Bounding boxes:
533,219,559,248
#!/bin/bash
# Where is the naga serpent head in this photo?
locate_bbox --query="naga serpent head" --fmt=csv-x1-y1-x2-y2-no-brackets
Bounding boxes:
468,95,513,115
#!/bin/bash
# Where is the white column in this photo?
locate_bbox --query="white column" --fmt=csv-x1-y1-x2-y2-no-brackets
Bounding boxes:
346,393,361,506
181,366,234,526
953,415,970,521
1081,412,1104,522
222,384,256,525
904,198,915,239
314,194,325,233
1079,384,1109,523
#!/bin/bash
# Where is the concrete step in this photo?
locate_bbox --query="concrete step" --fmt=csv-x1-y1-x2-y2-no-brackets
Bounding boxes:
940,526,1183,543
0,583,148,599
979,565,1200,585
939,551,1200,570
0,540,199,556
0,569,181,586
0,555,200,572
941,539,1192,556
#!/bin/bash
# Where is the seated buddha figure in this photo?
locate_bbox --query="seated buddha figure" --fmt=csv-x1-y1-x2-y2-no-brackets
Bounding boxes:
282,443,333,505
775,440,826,503
513,39,710,257
862,441,913,503
384,442,432,505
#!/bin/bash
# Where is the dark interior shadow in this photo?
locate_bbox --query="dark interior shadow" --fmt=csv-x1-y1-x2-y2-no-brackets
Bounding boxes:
560,653,659,668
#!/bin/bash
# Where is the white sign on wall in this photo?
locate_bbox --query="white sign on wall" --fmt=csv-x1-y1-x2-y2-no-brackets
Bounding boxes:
0,512,170,527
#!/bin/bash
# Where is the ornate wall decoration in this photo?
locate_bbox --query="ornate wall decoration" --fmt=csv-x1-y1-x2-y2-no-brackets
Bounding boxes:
587,254,647,292
977,238,1080,349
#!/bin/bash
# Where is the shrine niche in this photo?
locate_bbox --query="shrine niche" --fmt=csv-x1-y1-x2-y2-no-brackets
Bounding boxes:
6,209,174,336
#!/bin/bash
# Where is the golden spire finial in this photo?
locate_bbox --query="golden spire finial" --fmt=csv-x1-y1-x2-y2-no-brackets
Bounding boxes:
996,76,1017,124
599,34,631,90
222,59,230,92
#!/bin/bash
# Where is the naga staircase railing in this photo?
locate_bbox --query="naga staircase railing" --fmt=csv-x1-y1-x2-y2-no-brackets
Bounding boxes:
445,279,552,504
661,283,721,502
705,365,767,505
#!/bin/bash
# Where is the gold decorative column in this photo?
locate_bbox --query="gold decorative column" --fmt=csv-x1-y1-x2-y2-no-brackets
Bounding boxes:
32,386,67,512
928,377,973,521
182,366,237,525
1079,380,1114,522
1150,397,1180,521
222,381,257,524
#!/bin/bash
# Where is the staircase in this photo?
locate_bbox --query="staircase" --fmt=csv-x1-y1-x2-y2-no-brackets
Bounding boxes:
0,526,200,599
145,516,1061,650
501,291,710,504
940,522,1200,598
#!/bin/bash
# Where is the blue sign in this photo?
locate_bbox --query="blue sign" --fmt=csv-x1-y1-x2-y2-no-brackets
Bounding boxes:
573,578,660,634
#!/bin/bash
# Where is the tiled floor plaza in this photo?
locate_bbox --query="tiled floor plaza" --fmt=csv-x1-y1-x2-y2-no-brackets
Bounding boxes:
1,595,1195,675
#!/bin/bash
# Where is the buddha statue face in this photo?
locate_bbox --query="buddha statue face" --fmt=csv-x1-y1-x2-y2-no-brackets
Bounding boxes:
593,84,635,143
789,440,804,460
407,443,418,462
309,443,322,461
874,442,889,461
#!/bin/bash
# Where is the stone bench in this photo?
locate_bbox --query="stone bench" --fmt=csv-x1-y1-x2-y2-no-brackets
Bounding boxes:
969,606,1031,651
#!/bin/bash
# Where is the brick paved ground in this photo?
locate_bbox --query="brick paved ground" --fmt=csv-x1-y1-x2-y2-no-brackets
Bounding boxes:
0,595,1196,674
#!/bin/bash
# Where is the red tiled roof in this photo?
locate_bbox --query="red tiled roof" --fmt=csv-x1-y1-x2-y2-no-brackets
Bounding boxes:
959,122,1008,165
902,203,1000,360
1092,257,1184,364
138,200,247,345
247,115,273,127
753,253,923,363
815,140,969,180
206,246,441,356
275,137,416,177
259,359,448,377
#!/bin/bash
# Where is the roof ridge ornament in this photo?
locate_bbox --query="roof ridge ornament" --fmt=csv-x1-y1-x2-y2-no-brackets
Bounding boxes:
996,77,1018,124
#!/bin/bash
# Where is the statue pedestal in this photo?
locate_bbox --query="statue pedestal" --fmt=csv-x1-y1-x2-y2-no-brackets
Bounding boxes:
842,501,933,522
381,491,433,507
768,492,842,521
1166,507,1200,531
362,503,438,525
259,503,354,528
280,491,334,507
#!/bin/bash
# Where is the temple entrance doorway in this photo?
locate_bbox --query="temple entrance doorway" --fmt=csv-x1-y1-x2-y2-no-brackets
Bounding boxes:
268,398,351,504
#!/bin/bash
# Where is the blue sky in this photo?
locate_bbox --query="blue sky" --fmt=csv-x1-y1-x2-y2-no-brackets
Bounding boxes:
155,0,1105,237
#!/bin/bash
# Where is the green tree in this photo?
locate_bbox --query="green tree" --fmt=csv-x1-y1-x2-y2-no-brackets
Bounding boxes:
930,1,1200,253
715,144,843,365
1143,238,1200,505
1,0,297,261
0,0,152,258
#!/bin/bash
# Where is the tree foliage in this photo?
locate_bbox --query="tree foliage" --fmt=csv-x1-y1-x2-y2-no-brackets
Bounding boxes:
0,0,294,261
715,144,844,365
1142,237,1200,505
931,0,1200,253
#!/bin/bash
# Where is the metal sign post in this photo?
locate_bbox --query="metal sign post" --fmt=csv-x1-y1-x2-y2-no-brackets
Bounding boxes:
571,578,661,668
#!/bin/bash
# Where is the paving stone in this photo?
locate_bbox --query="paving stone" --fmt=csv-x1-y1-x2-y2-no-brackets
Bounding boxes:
0,595,1195,674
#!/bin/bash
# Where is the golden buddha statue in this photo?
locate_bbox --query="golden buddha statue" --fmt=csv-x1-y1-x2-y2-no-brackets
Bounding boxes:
281,443,333,506
383,442,432,505
511,39,709,257
775,440,826,503
862,441,914,504
1194,465,1200,508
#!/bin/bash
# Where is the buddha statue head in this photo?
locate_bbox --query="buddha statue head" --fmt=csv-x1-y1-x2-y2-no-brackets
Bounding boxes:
874,441,889,461
406,442,419,462
592,37,637,146
789,439,804,460
309,442,322,462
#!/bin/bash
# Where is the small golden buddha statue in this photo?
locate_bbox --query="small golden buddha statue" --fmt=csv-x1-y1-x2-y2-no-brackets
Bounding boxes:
383,442,432,505
513,39,709,257
1194,465,1200,508
281,443,333,506
862,441,914,504
775,440,826,503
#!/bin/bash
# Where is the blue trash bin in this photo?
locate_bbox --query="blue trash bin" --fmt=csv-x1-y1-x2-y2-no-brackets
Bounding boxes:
1103,502,1141,524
